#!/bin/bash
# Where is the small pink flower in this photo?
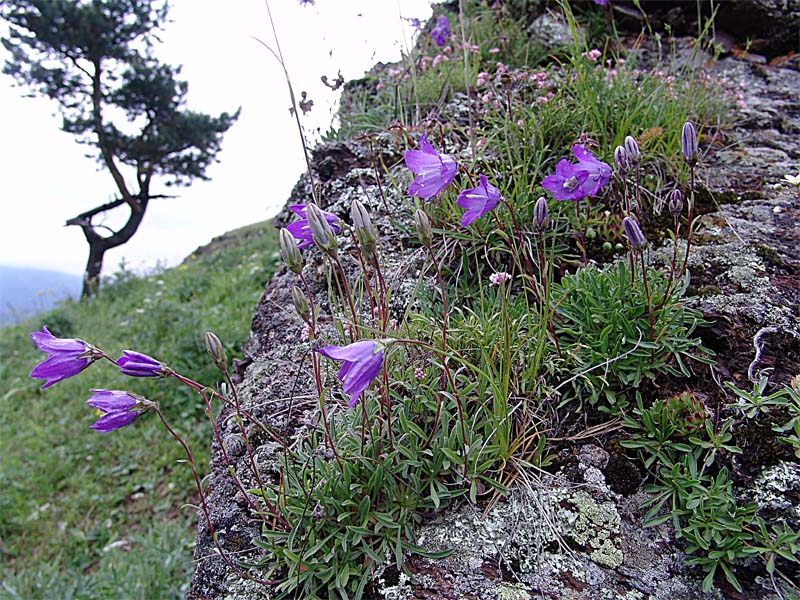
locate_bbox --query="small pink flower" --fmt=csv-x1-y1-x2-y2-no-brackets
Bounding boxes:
375,81,384,91
488,47,500,54
489,272,512,287
476,71,490,86
581,48,602,62
414,367,425,380
300,324,310,340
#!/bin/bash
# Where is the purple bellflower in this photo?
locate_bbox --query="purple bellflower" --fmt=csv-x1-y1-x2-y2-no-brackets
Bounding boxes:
117,350,167,377
286,204,340,249
29,326,96,389
431,15,450,47
593,0,609,5
86,389,145,432
316,340,384,407
457,174,502,226
541,144,611,201
405,134,457,199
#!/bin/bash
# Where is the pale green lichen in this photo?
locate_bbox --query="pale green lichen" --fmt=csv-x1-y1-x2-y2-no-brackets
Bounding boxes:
497,582,531,600
562,490,624,568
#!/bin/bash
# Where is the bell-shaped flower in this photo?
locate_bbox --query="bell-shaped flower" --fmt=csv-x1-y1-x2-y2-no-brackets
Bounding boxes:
117,350,168,377
457,174,502,226
286,204,340,249
541,144,610,201
405,134,457,199
86,389,147,432
29,326,96,389
431,15,450,47
541,159,590,201
316,340,384,407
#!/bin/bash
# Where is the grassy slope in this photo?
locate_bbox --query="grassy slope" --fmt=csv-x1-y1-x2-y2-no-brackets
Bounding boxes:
0,221,279,599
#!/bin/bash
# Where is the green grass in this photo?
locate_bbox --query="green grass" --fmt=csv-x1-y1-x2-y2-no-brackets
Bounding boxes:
0,221,279,598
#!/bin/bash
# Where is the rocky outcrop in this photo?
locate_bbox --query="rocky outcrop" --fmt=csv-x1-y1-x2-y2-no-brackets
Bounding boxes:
188,41,800,600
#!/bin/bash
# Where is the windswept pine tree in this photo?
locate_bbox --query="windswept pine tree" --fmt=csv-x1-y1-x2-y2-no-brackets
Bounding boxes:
1,0,239,296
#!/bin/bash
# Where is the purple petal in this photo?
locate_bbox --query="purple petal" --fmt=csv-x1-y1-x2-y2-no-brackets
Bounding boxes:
117,350,164,377
572,144,598,164
86,389,137,412
457,174,501,226
316,341,384,407
342,351,383,407
91,410,140,432
30,327,87,355
318,340,376,362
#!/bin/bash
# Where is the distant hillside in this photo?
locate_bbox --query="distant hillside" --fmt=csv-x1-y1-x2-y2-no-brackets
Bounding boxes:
0,265,82,326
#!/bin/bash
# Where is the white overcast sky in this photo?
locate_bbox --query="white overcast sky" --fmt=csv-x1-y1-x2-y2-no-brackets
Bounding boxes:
0,0,439,276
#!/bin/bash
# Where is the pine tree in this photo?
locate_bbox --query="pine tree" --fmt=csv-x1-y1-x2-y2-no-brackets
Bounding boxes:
1,0,239,296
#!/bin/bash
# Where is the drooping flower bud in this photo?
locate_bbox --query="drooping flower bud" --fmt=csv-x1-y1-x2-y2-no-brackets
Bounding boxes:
681,121,697,165
534,196,549,231
414,209,432,248
614,145,629,172
291,285,311,323
623,216,647,249
669,189,684,216
306,203,338,255
204,331,227,371
279,227,303,274
624,135,640,164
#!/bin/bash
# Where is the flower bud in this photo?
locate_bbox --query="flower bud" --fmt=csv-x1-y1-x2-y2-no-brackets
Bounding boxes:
681,121,697,165
306,203,338,255
534,196,549,231
291,285,311,323
622,216,646,249
614,145,629,172
624,135,640,163
668,189,684,216
204,331,227,371
350,199,378,244
279,228,303,274
414,209,432,247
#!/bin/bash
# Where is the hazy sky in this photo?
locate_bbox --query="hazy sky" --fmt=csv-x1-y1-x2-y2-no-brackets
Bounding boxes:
0,0,439,276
